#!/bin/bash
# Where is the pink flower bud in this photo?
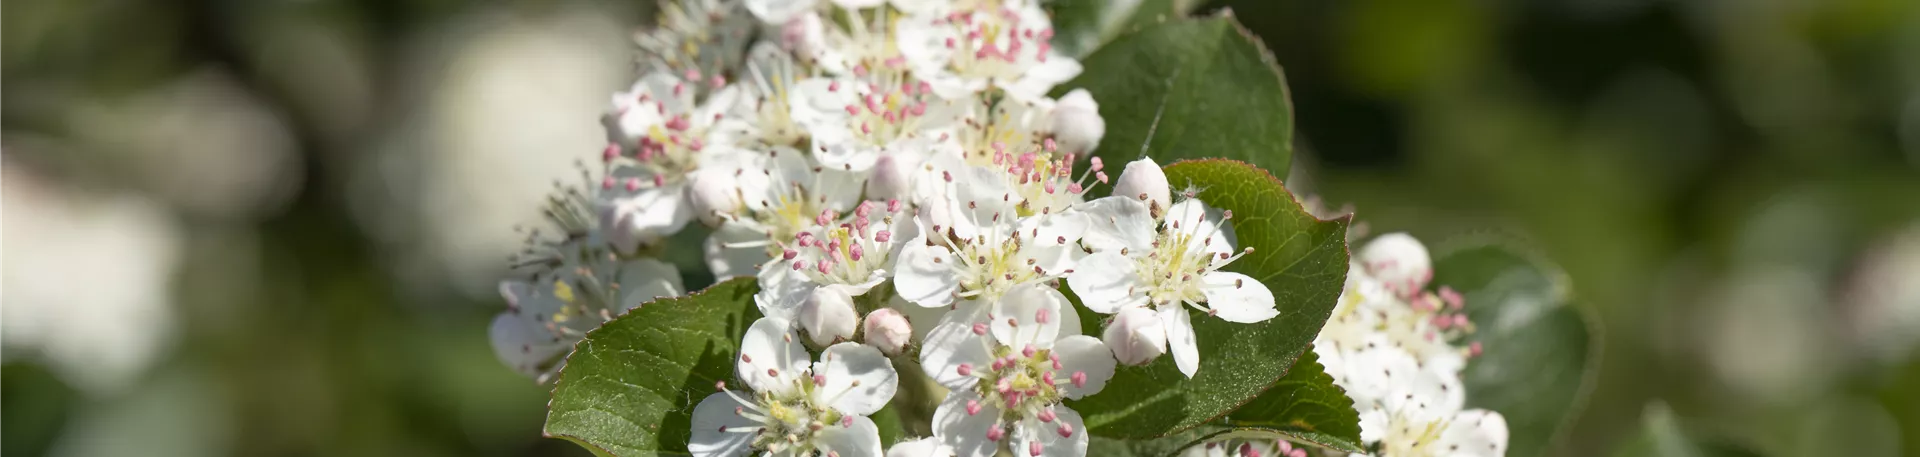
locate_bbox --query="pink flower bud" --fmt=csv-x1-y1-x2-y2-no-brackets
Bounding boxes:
1111,158,1170,211
1050,89,1105,156
799,287,858,346
1102,307,1167,365
862,308,913,355
1359,233,1433,296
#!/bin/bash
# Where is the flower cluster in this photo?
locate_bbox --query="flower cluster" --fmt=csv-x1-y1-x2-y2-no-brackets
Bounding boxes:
1314,233,1507,456
1176,234,1510,457
484,0,1288,456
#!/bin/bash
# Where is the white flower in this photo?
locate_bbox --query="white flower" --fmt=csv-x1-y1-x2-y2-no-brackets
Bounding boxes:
1356,232,1433,298
946,95,1102,217
692,318,899,457
790,75,965,173
601,72,758,250
735,43,811,147
919,284,1115,457
489,258,684,380
894,1,1081,100
1357,406,1508,457
701,147,866,280
1067,191,1274,377
754,198,917,322
637,0,757,78
894,153,1087,324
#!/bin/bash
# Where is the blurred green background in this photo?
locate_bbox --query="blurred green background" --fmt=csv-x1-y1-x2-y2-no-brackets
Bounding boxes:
3,0,1916,456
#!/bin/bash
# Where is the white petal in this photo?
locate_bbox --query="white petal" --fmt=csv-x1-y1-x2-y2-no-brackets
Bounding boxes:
991,284,1066,349
933,391,1002,457
1199,272,1278,324
815,415,886,457
1050,335,1116,398
1356,408,1389,444
617,258,685,311
745,0,816,24
886,437,954,457
688,392,760,457
1437,410,1509,457
894,17,956,83
894,235,960,308
1018,211,1087,250
1065,251,1146,314
832,0,884,8
1016,406,1088,457
1338,341,1423,410
815,343,899,416
705,222,774,281
754,267,811,321
1161,305,1200,378
487,312,568,378
920,322,993,390
601,185,694,252
738,317,809,395
1075,196,1155,254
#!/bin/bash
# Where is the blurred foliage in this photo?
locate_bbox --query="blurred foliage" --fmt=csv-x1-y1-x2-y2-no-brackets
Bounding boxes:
4,0,1919,456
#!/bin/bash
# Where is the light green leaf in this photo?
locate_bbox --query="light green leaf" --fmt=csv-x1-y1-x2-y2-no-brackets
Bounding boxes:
1052,13,1296,182
1067,159,1350,439
1216,348,1365,453
1430,241,1600,457
543,278,761,456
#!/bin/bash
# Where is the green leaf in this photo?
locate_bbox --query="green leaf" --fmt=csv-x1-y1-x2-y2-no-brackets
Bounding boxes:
1087,427,1218,457
1430,240,1600,457
1608,403,1763,457
543,278,762,456
1067,159,1350,438
1044,0,1200,58
1215,348,1365,453
1053,13,1296,182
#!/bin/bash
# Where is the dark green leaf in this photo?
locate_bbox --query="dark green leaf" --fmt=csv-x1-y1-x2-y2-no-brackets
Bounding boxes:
1087,427,1218,457
1053,13,1296,182
543,278,761,456
1045,0,1199,58
1068,159,1350,438
1216,348,1365,453
1607,403,1763,457
1430,241,1599,457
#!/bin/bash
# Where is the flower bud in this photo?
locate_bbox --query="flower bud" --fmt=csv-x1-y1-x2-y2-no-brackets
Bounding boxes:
865,153,911,201
783,12,826,58
800,287,859,346
687,172,743,226
862,307,913,355
1358,232,1433,297
1111,158,1171,214
1050,89,1105,156
1102,307,1167,365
